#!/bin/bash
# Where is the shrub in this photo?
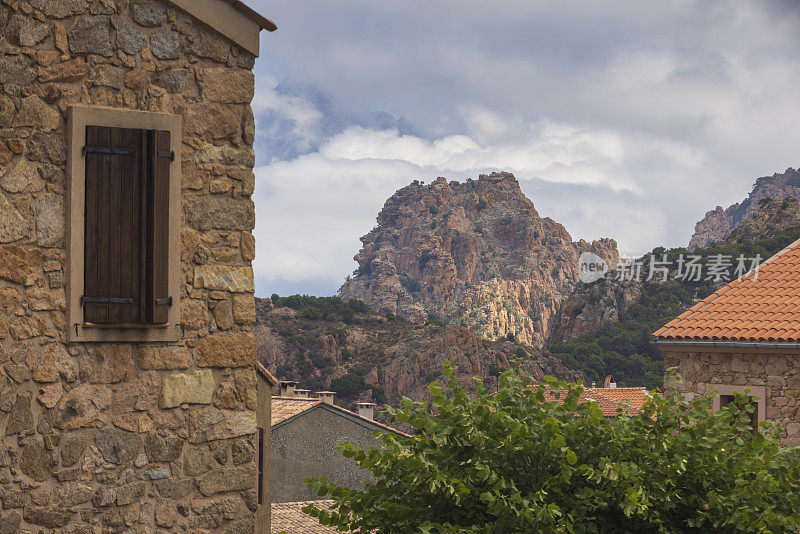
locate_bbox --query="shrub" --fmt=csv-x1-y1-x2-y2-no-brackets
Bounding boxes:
418,250,433,271
330,373,367,398
305,365,800,533
271,295,372,324
399,274,421,295
310,354,333,369
477,199,487,211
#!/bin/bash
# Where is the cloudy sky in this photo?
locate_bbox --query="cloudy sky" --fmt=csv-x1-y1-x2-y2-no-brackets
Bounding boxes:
246,0,800,297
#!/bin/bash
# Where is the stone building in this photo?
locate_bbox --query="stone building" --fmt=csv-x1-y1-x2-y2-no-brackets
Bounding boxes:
271,384,407,503
655,238,800,447
0,1,276,532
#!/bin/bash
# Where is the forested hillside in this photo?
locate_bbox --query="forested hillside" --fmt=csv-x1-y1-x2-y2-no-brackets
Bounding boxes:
549,199,800,389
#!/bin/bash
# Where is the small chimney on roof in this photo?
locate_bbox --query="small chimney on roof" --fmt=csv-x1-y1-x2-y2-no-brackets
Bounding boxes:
603,375,616,389
278,380,297,397
316,391,335,404
294,388,311,399
357,402,377,421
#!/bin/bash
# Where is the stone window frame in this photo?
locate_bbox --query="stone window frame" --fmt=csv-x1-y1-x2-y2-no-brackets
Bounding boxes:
710,384,766,426
66,105,182,343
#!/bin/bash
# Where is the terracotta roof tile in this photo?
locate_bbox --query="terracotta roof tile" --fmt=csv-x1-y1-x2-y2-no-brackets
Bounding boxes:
272,398,321,425
543,387,652,417
654,239,800,342
271,500,338,533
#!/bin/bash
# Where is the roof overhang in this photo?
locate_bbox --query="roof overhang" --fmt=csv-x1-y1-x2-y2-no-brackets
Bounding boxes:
655,338,800,354
165,0,276,57
256,361,279,386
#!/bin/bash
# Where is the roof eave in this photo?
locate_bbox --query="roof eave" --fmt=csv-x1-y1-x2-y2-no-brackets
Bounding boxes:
228,0,278,31
655,338,800,351
165,0,275,57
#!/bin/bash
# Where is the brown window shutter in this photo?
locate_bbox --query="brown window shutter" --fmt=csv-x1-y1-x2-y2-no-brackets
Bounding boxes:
83,126,145,324
256,427,266,505
147,130,172,324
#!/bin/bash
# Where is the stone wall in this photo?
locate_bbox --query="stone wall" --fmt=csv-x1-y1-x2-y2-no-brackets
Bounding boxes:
0,0,261,531
665,350,800,447
271,408,382,503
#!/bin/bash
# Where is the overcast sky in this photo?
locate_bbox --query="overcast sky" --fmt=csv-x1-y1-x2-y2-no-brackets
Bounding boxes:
246,0,800,297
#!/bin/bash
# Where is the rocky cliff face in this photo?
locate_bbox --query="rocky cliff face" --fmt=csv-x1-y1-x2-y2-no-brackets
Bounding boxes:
720,197,800,246
551,279,642,343
689,168,800,249
255,298,582,409
338,172,618,347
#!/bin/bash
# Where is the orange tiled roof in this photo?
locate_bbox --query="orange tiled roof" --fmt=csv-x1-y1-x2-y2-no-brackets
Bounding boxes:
543,387,652,417
272,397,321,425
654,239,800,342
271,500,338,533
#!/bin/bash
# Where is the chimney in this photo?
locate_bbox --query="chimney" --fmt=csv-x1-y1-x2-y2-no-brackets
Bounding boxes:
357,402,376,421
315,391,335,404
608,382,617,389
591,381,596,388
294,388,311,399
278,380,297,397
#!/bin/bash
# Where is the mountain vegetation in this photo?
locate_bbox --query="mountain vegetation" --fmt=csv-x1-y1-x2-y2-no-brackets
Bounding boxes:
549,197,800,389
255,296,580,409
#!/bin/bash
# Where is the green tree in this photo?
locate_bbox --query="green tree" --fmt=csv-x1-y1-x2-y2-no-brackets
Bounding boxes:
304,365,800,533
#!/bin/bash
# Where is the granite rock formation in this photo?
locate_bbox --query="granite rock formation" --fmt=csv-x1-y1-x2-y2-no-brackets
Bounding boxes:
689,168,800,249
339,172,618,347
255,299,582,409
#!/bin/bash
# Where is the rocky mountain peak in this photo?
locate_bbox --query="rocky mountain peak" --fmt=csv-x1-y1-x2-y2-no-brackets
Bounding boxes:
721,196,800,246
689,167,800,249
339,172,618,347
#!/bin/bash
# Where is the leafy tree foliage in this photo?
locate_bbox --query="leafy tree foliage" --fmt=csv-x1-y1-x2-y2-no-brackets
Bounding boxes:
305,365,800,533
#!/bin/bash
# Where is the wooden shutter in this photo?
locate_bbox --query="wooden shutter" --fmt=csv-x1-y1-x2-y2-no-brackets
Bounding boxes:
256,427,266,505
147,130,171,324
83,126,145,324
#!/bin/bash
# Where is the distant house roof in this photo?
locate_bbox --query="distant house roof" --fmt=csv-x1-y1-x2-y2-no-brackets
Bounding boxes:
271,501,338,533
256,361,278,387
544,387,652,417
654,238,800,343
271,397,409,437
164,0,276,57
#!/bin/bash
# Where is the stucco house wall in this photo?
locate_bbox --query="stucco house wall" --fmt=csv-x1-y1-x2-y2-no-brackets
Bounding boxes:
664,348,800,447
271,407,383,503
0,1,269,531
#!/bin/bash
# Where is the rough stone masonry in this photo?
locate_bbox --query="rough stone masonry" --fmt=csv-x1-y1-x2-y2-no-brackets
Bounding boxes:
0,0,262,531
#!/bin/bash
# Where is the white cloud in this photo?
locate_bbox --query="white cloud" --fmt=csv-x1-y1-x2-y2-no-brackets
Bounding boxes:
253,114,704,295
247,0,800,295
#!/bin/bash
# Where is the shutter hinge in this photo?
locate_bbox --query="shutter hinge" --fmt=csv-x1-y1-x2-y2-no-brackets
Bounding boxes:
83,146,135,156
81,296,134,305
157,150,175,161
155,297,173,307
